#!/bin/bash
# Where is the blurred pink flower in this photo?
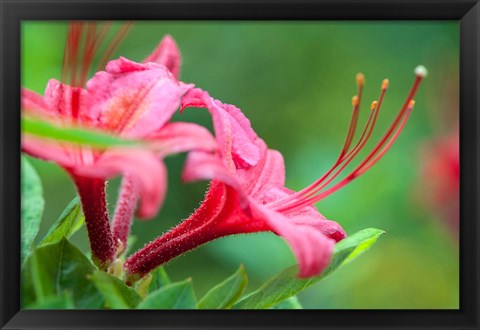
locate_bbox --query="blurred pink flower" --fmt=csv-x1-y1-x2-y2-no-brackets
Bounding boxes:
21,23,216,267
419,131,459,237
125,68,426,282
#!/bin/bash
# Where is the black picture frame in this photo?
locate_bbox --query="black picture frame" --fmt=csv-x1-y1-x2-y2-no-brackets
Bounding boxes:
1,0,479,329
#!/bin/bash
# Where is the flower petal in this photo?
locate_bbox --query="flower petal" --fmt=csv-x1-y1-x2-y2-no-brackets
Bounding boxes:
85,57,192,138
238,144,286,198
147,122,217,157
43,79,86,122
288,218,346,242
182,151,244,200
21,88,50,117
181,88,261,168
251,203,335,278
262,186,327,220
143,35,182,79
72,149,167,219
22,135,75,168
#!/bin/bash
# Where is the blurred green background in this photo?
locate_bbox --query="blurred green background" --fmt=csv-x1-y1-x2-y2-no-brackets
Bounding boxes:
22,21,459,309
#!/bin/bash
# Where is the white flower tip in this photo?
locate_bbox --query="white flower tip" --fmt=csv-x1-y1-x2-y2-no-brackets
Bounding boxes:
415,65,428,78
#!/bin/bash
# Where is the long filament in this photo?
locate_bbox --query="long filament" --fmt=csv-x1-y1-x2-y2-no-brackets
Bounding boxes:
269,78,386,210
273,69,425,213
285,100,415,210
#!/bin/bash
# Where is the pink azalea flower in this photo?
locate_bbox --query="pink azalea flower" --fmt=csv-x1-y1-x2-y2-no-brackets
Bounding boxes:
124,67,427,283
21,23,216,268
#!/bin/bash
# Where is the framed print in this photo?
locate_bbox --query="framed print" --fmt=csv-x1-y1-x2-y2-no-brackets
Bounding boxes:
1,0,479,329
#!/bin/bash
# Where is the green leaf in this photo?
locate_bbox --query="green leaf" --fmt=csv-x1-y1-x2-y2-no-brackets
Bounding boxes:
22,116,139,149
271,296,303,309
26,291,75,309
38,197,84,246
90,271,142,309
198,265,248,309
233,228,385,309
21,156,45,266
22,238,103,308
148,267,171,293
137,279,197,309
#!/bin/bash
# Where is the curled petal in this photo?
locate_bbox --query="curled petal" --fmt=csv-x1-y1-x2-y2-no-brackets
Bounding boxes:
251,204,335,278
148,122,217,157
289,218,346,242
85,57,192,137
143,34,182,79
73,149,167,219
181,88,261,168
182,151,246,206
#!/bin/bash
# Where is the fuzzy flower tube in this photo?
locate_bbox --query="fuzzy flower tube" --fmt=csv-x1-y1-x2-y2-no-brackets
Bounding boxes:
124,57,427,283
21,23,216,269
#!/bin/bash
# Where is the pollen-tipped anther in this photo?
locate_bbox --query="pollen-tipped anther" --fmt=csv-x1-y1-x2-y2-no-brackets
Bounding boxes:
382,79,389,91
352,95,359,107
271,67,424,214
415,65,428,78
356,73,365,87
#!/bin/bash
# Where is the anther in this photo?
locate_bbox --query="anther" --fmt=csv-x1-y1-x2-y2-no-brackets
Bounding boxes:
370,101,378,111
382,79,389,91
414,65,428,78
352,95,359,107
356,73,365,87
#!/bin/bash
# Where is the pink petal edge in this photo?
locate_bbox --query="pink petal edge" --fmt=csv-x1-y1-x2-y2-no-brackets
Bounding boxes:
143,35,182,79
72,149,167,219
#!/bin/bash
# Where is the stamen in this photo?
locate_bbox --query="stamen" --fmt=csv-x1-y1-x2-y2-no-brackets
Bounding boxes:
94,22,112,50
338,96,360,161
78,23,98,87
356,73,365,87
62,22,105,87
296,99,416,207
96,22,133,72
356,100,415,176
269,74,375,209
301,87,387,200
61,22,133,88
382,79,389,91
352,95,359,107
297,97,384,202
62,22,84,86
273,67,425,213
415,65,428,78
339,72,365,158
